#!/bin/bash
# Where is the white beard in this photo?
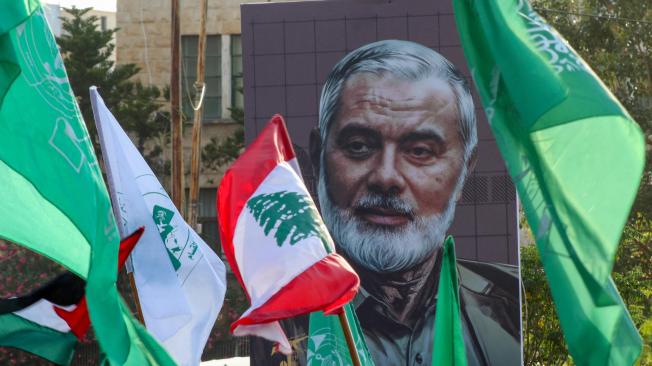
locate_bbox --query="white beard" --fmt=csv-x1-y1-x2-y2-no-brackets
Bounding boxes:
317,167,465,273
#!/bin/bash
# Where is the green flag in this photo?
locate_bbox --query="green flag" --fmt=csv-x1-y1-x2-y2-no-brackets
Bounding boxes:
432,237,467,366
453,0,644,365
0,313,77,365
307,237,467,366
308,304,374,365
0,3,175,365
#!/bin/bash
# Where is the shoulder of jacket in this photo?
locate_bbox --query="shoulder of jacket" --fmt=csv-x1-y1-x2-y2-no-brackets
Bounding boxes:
456,259,519,297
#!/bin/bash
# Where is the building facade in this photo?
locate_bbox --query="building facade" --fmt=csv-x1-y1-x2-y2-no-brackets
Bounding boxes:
44,4,117,63
115,0,290,250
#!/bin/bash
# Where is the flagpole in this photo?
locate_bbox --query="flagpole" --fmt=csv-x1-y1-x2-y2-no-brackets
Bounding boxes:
127,273,145,324
188,0,208,230
170,0,184,216
337,310,362,366
90,87,146,325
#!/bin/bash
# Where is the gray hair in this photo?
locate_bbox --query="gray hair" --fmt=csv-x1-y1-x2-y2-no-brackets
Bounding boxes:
317,39,477,163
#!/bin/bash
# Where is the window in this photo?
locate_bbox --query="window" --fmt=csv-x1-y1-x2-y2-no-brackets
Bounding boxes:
100,16,107,31
196,189,221,257
231,35,243,110
181,34,242,122
181,35,222,121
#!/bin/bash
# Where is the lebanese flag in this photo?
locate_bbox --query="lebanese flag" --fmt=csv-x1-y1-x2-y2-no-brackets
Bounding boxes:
217,115,359,354
0,229,143,365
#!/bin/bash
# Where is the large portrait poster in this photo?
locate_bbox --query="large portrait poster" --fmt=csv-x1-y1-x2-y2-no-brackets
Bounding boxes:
241,0,522,365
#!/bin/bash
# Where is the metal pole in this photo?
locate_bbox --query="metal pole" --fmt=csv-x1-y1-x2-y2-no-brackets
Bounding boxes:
170,0,184,216
188,0,208,230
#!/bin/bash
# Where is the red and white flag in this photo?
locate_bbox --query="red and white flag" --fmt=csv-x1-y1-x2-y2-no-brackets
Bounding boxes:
217,115,359,354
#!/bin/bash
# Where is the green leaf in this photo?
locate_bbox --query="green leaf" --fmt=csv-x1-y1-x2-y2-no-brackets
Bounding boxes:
246,191,330,250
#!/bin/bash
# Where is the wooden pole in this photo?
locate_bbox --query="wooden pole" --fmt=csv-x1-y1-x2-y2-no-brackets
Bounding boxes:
338,310,363,366
128,272,145,324
188,0,208,230
170,0,184,216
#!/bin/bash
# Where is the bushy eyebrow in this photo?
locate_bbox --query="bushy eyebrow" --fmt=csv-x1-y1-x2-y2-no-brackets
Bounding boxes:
399,130,445,146
335,123,381,145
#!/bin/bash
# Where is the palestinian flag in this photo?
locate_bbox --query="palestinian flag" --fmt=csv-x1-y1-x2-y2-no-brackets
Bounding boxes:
0,229,144,365
0,272,81,365
217,115,360,354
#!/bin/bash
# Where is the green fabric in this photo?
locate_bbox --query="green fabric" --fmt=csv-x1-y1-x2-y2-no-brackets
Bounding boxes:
0,0,40,105
432,236,467,366
0,312,77,366
453,1,644,365
0,0,41,34
308,304,375,365
0,5,176,366
0,159,90,276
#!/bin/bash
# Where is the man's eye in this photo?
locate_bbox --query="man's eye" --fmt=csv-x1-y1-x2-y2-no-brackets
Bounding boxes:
346,141,370,155
409,146,434,158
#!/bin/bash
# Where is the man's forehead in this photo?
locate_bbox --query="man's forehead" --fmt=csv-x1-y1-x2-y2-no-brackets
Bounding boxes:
331,73,459,133
343,71,452,96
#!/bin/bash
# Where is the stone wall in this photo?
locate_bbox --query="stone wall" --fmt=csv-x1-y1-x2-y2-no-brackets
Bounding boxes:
115,0,266,191
116,0,293,89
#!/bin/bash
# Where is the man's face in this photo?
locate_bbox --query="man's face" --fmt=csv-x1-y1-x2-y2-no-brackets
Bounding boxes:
318,72,466,273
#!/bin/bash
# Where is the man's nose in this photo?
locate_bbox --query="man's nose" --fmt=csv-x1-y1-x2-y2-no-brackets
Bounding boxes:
367,146,406,195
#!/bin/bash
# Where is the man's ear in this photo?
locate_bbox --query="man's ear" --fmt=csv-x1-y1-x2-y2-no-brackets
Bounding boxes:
309,127,322,178
456,146,478,202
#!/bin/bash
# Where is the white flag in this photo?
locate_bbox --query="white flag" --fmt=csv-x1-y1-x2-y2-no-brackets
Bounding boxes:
90,87,227,366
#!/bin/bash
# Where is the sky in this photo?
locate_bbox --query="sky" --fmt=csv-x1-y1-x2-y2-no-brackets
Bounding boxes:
45,0,116,12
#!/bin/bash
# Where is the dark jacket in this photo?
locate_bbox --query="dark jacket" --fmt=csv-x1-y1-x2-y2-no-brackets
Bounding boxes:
250,259,521,366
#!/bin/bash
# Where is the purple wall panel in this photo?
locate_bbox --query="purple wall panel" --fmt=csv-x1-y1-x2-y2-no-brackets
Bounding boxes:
346,18,378,49
285,54,316,85
242,0,519,267
408,15,439,47
285,21,315,53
